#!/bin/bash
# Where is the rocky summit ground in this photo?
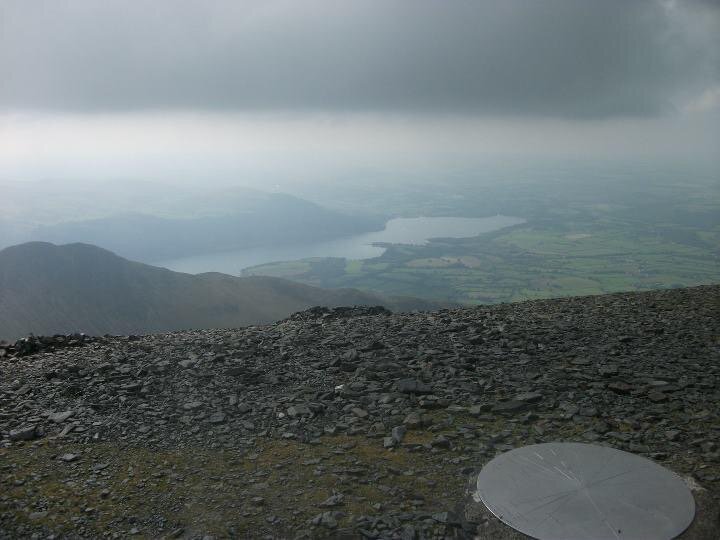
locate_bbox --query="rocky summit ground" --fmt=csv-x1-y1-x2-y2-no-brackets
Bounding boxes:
1,286,719,539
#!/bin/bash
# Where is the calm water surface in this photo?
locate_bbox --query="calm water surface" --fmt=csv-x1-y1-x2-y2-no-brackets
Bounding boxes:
158,215,524,275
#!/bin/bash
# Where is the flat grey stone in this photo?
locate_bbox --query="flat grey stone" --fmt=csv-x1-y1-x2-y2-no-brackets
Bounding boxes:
287,405,312,417
208,412,226,424
9,425,37,441
391,425,407,443
491,400,528,413
49,410,75,423
515,392,542,403
397,379,433,394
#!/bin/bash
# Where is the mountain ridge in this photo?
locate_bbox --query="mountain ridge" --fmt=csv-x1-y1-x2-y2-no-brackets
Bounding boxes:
23,193,385,262
0,241,445,340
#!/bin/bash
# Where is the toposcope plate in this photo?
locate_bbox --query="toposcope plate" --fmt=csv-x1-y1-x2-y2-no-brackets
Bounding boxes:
475,442,695,540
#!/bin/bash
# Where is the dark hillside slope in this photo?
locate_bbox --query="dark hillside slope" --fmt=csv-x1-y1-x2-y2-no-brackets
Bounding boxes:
0,285,718,538
0,242,439,340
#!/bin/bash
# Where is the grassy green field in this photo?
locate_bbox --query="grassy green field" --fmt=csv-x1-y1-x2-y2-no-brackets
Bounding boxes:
243,162,719,304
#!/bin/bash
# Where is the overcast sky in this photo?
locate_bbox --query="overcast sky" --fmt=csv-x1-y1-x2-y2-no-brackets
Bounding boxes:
1,0,718,186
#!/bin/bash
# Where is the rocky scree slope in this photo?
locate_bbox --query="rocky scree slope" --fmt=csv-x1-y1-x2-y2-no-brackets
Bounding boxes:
1,286,719,539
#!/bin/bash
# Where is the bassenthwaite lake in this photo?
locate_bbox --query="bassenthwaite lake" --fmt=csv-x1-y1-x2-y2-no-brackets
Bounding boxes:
158,215,525,275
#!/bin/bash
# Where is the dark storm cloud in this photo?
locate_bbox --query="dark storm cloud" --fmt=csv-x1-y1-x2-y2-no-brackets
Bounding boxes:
0,0,718,117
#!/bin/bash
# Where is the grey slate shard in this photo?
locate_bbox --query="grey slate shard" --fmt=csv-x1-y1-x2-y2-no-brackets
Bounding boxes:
475,442,695,540
396,378,433,394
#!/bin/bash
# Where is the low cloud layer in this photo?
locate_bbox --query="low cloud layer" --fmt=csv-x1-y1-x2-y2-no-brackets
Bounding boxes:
1,0,718,118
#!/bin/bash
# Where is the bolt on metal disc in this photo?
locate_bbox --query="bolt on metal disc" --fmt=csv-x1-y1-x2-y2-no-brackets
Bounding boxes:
475,442,695,540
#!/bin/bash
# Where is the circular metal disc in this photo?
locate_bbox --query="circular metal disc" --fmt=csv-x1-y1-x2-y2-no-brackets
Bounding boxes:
475,442,695,540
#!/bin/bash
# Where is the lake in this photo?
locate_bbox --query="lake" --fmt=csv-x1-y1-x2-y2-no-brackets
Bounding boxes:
158,215,525,275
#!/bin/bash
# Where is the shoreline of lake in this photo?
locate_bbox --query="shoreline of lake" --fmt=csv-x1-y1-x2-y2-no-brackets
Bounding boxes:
157,215,525,276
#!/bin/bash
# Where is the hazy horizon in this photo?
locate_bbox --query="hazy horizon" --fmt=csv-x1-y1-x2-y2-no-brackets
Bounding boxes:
0,0,718,308
1,0,719,191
